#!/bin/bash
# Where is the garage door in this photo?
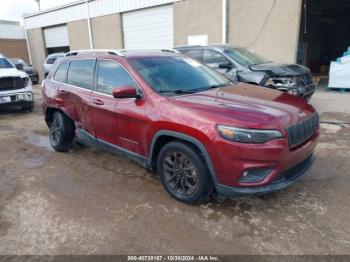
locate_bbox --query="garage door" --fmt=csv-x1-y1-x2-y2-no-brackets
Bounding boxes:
122,5,174,49
44,25,69,48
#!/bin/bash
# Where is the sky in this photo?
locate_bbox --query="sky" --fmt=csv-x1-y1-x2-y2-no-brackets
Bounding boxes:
0,0,77,22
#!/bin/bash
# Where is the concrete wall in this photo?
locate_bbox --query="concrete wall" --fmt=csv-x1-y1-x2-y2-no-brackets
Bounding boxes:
67,20,90,50
0,39,29,63
174,0,222,46
91,14,123,49
26,28,46,80
228,0,302,63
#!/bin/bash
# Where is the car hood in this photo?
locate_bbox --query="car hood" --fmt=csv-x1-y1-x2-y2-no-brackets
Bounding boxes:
249,62,310,76
169,83,315,129
0,68,27,78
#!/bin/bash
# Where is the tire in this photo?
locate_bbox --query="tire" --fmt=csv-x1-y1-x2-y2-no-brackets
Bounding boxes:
22,104,34,112
157,141,212,205
49,112,75,152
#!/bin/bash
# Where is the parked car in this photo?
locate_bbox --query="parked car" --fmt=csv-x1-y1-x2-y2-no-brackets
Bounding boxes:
175,45,316,100
9,58,39,84
0,53,34,111
42,49,319,204
43,53,65,77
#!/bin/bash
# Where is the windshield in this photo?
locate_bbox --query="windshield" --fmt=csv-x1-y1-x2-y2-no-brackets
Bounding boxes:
129,56,231,95
0,58,14,69
223,48,271,66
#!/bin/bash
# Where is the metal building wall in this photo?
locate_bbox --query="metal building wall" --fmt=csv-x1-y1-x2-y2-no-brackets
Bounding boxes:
24,0,180,30
0,23,25,39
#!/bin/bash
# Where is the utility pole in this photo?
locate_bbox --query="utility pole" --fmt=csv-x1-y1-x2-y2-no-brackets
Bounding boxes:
35,0,41,11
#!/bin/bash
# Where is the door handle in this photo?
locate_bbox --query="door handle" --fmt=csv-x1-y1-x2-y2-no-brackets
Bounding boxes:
92,98,104,105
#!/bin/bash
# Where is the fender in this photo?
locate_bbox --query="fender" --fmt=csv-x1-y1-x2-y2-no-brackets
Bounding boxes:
148,130,220,186
44,105,76,125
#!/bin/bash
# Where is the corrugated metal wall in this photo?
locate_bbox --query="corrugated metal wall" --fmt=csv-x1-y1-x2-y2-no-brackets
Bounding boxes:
24,0,180,30
0,24,25,39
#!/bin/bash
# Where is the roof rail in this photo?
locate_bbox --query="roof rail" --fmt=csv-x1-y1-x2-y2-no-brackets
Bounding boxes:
118,48,179,54
65,49,124,57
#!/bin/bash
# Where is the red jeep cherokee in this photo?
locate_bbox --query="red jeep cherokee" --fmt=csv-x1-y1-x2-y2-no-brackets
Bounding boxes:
42,49,319,204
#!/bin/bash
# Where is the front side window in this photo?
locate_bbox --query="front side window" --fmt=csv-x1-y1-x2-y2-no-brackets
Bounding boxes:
223,48,271,66
0,58,14,69
67,60,95,90
203,50,230,66
97,60,138,95
129,56,230,95
53,62,69,83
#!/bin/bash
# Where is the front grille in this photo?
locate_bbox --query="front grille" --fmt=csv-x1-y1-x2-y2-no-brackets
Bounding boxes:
286,112,319,148
0,77,24,91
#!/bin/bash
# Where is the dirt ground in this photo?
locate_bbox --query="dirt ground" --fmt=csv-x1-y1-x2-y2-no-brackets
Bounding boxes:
0,86,349,255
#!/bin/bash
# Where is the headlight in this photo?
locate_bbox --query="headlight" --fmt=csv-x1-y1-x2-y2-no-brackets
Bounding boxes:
264,76,296,91
22,77,30,87
217,125,283,143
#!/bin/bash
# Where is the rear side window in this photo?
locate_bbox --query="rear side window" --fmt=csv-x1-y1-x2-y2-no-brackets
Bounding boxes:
96,60,138,95
182,49,203,61
53,62,69,83
67,60,95,90
203,50,229,65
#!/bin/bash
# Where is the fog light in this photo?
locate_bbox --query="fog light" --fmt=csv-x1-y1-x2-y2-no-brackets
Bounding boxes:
239,168,273,183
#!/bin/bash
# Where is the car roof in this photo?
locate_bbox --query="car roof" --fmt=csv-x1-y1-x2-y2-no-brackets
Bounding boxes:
175,44,241,51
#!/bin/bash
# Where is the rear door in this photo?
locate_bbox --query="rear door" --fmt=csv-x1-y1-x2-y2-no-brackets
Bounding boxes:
64,59,96,135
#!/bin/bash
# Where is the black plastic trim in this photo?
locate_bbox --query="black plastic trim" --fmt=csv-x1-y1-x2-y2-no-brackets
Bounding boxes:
76,128,148,167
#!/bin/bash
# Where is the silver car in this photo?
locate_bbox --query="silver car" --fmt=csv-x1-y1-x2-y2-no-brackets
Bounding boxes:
43,53,65,77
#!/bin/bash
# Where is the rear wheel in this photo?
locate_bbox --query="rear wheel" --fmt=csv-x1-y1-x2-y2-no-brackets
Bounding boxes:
157,141,211,205
49,112,74,152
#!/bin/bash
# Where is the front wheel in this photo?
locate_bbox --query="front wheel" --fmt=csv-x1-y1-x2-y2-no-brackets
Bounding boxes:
157,141,212,205
49,112,74,152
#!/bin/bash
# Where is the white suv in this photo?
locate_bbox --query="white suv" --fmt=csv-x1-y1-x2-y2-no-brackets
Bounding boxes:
0,53,34,111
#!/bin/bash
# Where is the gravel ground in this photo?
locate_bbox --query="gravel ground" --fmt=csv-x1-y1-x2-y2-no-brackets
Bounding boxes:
0,86,349,255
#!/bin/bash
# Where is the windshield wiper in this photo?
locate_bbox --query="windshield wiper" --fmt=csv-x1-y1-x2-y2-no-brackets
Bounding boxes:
158,89,196,94
204,83,231,90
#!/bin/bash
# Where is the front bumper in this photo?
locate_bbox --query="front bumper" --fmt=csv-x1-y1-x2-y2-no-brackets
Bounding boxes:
0,91,34,108
216,154,315,197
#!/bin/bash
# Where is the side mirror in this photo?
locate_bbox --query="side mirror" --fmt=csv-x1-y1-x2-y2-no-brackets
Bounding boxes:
15,63,24,70
218,62,233,69
112,86,140,99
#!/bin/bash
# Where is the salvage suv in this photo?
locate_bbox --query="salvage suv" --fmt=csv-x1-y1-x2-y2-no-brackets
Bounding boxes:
0,53,34,111
42,49,319,204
